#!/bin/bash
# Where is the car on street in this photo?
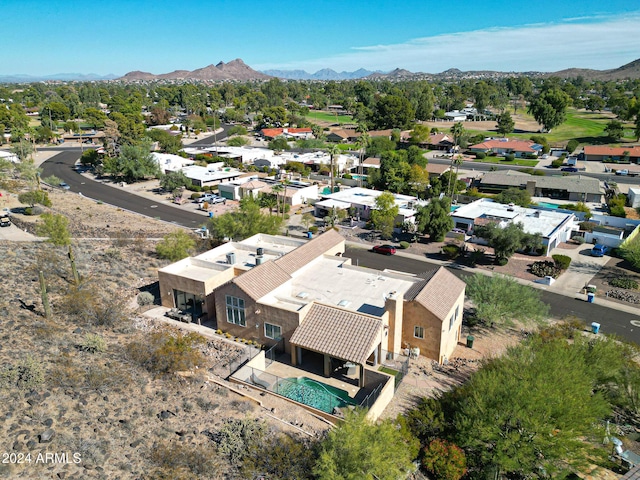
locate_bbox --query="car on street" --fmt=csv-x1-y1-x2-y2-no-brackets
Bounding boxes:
196,193,222,203
561,167,578,172
615,169,629,176
372,244,397,255
591,244,609,257
59,182,70,190
0,215,10,227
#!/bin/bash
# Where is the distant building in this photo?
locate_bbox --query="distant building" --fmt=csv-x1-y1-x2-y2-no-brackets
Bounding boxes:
468,138,540,158
583,145,640,162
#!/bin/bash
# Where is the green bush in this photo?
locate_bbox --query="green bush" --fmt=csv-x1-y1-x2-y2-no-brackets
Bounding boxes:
475,152,486,159
504,153,515,161
552,254,572,270
496,257,509,266
579,221,597,232
442,244,462,259
551,159,564,168
309,225,319,234
571,235,586,244
399,241,410,249
610,277,639,290
342,173,353,179
190,192,201,200
566,139,579,153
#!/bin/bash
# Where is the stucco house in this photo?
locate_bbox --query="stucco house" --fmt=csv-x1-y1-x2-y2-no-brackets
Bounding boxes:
469,138,540,158
478,170,603,203
583,145,640,163
158,230,465,367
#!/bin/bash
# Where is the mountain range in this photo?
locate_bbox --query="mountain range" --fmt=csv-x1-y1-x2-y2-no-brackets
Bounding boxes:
2,58,640,83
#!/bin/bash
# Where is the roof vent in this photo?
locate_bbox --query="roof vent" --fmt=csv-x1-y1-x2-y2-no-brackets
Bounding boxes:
255,256,263,265
296,292,309,299
338,300,350,307
226,252,236,265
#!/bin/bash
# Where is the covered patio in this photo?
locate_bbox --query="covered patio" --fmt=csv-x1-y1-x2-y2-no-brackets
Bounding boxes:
289,303,386,388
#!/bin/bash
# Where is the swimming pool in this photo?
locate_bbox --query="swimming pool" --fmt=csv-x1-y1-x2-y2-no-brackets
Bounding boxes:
276,377,356,413
537,201,559,209
450,205,460,212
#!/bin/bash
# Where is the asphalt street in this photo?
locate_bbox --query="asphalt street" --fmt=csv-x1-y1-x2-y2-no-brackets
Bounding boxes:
343,246,640,344
40,150,208,228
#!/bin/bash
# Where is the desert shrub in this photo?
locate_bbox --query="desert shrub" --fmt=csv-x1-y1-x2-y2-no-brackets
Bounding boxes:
156,230,196,262
495,257,509,266
579,221,597,232
137,291,155,306
209,418,268,466
442,244,462,259
531,260,561,278
126,330,206,375
79,333,107,353
422,439,467,480
552,254,572,270
148,441,221,479
399,241,410,249
190,192,201,200
610,277,639,290
475,152,486,159
0,356,44,390
571,235,586,244
70,290,128,328
467,248,487,266
342,173,353,179
309,225,319,234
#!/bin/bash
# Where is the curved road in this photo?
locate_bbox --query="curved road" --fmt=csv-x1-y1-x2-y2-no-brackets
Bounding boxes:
40,125,233,228
343,246,640,344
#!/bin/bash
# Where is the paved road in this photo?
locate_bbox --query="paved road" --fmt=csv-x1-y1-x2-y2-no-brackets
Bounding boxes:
344,245,640,344
429,157,639,185
40,150,208,228
39,126,235,228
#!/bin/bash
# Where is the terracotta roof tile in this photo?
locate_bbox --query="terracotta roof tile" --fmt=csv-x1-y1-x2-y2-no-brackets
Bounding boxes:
290,303,383,364
412,267,465,322
584,145,640,156
232,261,291,301
275,229,344,274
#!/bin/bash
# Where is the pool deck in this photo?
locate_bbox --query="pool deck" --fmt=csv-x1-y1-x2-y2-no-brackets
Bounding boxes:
264,353,384,403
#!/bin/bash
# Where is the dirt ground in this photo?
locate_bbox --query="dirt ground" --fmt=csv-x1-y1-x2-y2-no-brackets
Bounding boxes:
588,256,640,306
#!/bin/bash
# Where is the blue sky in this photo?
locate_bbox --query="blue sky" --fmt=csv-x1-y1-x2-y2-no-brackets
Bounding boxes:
4,0,640,76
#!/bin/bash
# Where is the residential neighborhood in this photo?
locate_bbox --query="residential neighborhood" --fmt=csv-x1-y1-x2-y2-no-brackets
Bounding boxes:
2,15,640,477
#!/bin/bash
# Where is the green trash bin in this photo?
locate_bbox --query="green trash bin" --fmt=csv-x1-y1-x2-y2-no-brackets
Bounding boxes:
466,335,475,348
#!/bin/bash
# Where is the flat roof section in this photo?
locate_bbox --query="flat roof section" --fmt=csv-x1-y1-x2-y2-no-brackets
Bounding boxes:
265,256,419,316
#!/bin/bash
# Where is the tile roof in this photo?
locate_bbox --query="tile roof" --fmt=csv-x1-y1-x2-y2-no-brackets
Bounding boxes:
470,139,536,153
480,171,602,195
232,261,291,301
362,157,381,166
290,303,383,364
412,267,465,322
274,229,344,275
621,464,640,479
404,269,440,301
239,180,269,190
260,127,312,138
584,145,640,156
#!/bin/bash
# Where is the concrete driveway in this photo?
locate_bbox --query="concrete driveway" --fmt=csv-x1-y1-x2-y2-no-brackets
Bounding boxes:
547,244,610,295
0,223,41,242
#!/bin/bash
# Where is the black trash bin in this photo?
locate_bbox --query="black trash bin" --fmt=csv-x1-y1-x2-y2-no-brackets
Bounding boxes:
466,335,475,348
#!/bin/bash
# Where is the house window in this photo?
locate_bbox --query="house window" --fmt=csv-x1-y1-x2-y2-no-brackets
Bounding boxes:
225,295,246,327
414,326,424,339
264,323,282,340
449,314,455,331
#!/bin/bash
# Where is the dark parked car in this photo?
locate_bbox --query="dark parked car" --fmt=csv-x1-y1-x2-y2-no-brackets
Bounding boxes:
591,244,609,257
372,244,397,255
59,182,70,190
561,167,578,172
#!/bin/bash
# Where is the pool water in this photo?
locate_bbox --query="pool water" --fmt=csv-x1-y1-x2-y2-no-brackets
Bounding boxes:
537,201,559,209
450,205,460,212
276,377,356,413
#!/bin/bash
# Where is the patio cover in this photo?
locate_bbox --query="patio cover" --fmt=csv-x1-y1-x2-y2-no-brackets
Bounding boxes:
290,303,383,365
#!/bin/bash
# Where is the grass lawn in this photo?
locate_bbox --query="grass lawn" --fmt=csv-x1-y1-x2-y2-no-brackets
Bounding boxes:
461,108,635,146
306,111,354,124
473,157,539,167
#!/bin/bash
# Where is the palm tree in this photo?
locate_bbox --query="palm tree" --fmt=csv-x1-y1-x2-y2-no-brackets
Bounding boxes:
447,122,465,197
259,193,277,215
328,144,340,193
355,124,370,188
281,179,290,220
271,184,283,216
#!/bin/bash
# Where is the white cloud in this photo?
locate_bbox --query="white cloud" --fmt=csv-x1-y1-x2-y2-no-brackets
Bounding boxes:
256,13,640,73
